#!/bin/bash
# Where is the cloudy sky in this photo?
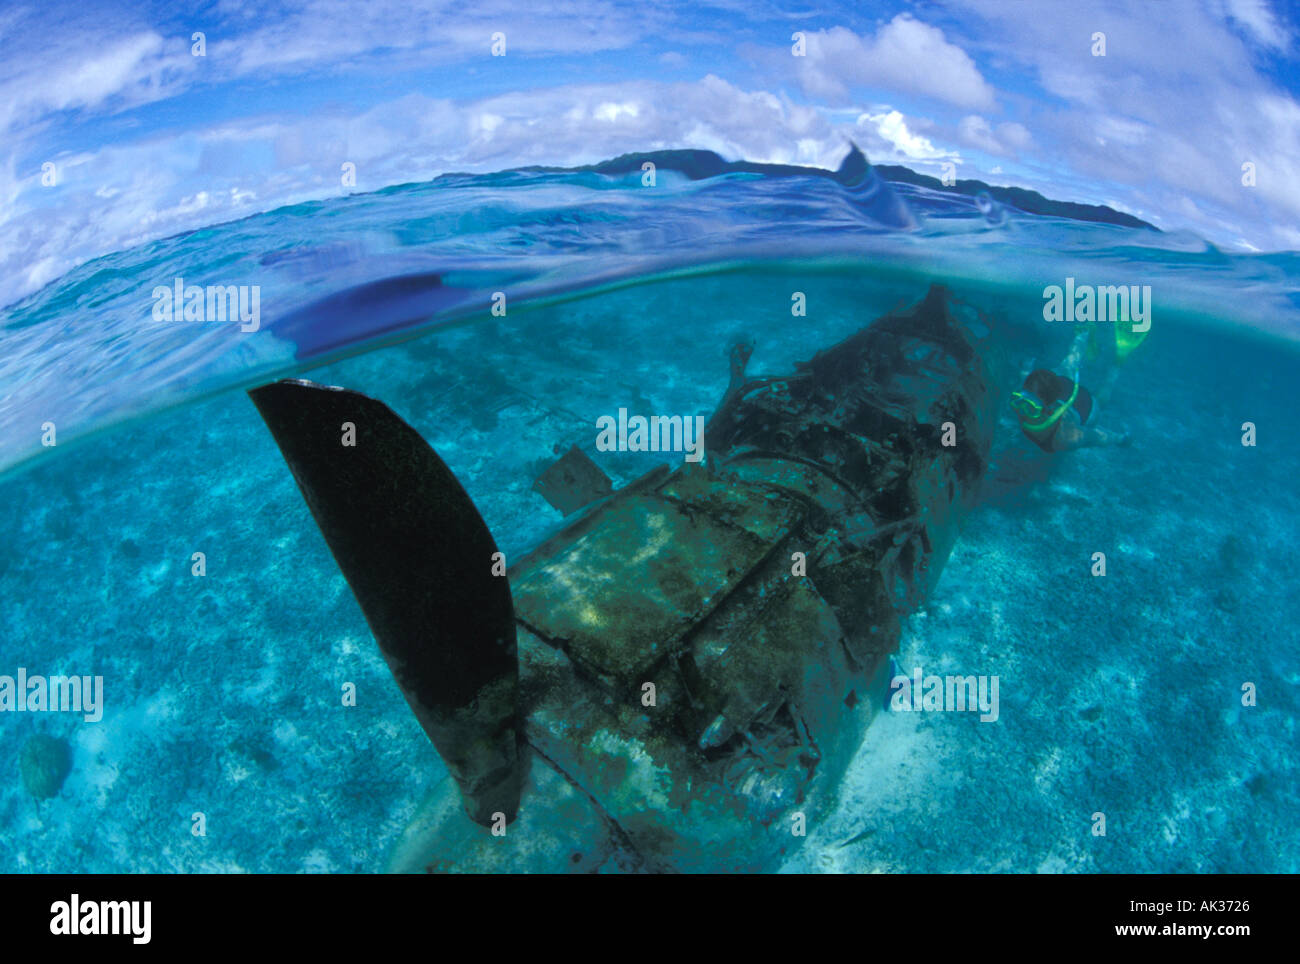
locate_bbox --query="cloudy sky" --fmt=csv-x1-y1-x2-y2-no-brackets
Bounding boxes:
1,0,1297,308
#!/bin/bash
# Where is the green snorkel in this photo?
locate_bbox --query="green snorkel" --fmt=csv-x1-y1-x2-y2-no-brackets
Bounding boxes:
1012,375,1080,442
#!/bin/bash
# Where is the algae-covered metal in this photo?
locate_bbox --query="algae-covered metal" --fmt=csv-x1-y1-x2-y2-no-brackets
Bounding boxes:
251,283,1000,872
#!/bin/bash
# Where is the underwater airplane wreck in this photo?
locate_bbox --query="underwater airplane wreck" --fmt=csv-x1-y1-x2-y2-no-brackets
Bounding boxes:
249,283,1003,872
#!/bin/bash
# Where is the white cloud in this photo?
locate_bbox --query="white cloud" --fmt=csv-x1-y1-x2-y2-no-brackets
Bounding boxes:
0,0,668,145
0,31,192,136
593,102,641,123
956,115,1033,157
937,0,1300,248
1222,0,1290,50
790,17,996,110
859,110,956,161
208,0,661,79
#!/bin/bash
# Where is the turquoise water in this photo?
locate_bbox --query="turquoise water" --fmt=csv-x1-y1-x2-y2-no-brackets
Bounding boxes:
1,152,1297,872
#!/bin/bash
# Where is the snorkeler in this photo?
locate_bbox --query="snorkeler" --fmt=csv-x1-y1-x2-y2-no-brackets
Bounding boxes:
1011,329,1130,452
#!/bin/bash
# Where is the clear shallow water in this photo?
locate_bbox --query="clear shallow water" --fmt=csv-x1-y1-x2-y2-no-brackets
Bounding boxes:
1,154,1297,872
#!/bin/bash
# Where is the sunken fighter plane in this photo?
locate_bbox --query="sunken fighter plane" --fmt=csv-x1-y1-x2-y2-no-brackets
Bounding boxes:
248,283,1004,872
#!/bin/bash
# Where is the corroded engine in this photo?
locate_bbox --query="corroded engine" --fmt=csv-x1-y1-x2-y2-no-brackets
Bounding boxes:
504,284,999,870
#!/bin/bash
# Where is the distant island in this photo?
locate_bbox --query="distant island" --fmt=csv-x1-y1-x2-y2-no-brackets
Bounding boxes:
523,144,1156,232
872,163,1155,230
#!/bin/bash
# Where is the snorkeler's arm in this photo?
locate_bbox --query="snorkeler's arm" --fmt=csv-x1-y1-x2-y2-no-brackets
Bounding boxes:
1052,420,1130,451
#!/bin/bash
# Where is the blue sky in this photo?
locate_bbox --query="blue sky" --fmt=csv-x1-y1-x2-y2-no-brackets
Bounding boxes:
1,0,1298,307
